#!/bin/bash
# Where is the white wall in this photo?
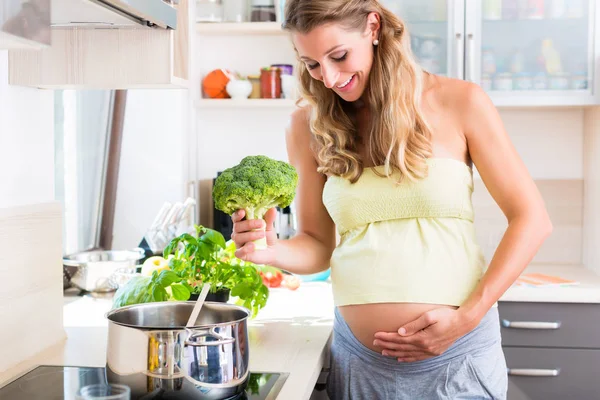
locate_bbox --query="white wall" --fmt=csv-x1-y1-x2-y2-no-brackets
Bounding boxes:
0,50,55,208
0,52,64,373
111,88,191,250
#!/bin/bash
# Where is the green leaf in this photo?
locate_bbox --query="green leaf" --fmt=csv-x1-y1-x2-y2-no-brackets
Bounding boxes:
155,270,181,288
198,227,226,250
170,283,191,301
151,285,167,302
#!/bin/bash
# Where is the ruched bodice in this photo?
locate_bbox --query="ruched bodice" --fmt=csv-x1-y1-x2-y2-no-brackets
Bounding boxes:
322,158,486,307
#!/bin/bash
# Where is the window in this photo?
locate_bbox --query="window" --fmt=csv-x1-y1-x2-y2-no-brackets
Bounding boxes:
54,90,114,255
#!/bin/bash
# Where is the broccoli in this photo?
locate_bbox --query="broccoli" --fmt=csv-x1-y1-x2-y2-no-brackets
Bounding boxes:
212,155,298,249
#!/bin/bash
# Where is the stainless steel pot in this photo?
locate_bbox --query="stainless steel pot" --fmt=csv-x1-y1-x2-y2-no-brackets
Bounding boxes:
63,248,145,292
105,301,250,399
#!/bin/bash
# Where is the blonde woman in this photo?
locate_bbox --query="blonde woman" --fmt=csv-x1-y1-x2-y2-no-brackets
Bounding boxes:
230,1,552,398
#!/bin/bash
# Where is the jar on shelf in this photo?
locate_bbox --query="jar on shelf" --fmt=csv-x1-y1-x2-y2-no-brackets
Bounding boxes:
271,64,293,75
533,72,548,90
548,72,571,90
247,75,261,98
493,73,513,91
571,72,588,90
260,67,282,98
223,0,249,22
483,0,502,20
251,0,276,22
197,0,224,22
514,72,534,91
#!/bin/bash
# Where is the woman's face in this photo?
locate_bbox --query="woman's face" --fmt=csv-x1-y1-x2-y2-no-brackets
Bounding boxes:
292,14,380,102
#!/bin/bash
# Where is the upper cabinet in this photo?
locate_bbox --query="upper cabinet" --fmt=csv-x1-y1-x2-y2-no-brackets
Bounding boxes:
0,0,51,50
382,0,599,106
382,0,465,80
7,0,189,89
467,0,596,106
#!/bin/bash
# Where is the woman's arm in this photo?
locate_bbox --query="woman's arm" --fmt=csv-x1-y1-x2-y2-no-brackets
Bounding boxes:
232,107,337,275
373,82,552,362
274,107,337,274
458,84,553,325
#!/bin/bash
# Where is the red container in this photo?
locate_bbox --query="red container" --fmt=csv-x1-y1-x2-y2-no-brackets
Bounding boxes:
260,67,282,99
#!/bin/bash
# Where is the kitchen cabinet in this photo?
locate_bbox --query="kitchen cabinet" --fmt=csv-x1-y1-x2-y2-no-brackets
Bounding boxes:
7,0,190,89
498,301,600,399
381,0,599,106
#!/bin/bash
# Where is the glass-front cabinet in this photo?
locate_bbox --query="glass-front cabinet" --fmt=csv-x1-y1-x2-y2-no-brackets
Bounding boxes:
381,0,598,106
380,0,465,79
466,0,596,106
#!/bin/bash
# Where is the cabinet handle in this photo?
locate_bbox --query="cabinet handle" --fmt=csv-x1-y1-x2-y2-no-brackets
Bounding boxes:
501,320,561,330
455,32,463,79
507,368,560,377
467,33,475,82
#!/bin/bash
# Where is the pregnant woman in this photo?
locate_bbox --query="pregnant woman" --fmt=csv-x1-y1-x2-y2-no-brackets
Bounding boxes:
230,0,552,398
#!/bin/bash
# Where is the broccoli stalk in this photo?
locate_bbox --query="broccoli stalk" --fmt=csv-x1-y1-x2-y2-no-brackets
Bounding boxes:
212,155,299,250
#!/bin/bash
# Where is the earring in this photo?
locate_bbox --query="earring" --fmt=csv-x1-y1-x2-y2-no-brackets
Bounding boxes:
373,39,379,46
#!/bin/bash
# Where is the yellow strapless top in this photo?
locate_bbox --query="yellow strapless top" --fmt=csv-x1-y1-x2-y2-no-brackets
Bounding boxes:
322,158,487,307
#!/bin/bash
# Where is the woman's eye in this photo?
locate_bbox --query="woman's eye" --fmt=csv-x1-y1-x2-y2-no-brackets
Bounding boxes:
307,63,319,70
332,53,347,62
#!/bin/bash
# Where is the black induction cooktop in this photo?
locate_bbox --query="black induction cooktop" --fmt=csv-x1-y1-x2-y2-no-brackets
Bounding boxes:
0,366,288,400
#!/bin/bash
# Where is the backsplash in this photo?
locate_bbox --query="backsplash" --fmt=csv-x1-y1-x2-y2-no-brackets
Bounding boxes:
473,179,583,265
0,202,65,372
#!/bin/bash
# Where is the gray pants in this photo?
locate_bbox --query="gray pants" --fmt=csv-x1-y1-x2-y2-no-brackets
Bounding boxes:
327,307,507,400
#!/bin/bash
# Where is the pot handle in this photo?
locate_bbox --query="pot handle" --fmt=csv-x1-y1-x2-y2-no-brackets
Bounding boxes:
185,328,235,346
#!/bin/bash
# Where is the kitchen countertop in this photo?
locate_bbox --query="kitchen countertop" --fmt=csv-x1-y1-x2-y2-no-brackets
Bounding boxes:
0,281,335,400
2,263,599,398
500,264,600,303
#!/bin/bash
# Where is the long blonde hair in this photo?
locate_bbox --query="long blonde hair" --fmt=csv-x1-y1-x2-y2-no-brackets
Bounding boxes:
283,0,433,183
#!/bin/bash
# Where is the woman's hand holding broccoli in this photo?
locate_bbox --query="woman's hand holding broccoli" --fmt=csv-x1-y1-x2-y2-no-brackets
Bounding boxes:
230,207,279,264
213,155,299,264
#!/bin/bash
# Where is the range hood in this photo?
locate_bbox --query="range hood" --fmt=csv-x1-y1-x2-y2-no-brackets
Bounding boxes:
52,0,178,29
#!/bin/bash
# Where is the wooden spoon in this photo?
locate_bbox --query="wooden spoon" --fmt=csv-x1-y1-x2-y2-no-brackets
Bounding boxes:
186,283,211,328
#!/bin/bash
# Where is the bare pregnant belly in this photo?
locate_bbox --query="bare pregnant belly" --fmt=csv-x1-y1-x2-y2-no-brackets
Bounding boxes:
338,303,458,353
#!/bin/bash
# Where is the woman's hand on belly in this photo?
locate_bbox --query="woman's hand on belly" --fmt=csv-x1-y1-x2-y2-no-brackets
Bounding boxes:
373,307,476,362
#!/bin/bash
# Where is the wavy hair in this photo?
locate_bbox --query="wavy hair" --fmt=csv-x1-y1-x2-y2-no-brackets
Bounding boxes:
283,0,433,183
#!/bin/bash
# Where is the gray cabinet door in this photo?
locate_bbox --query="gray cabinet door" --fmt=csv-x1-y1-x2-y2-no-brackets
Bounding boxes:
504,347,600,400
498,302,600,348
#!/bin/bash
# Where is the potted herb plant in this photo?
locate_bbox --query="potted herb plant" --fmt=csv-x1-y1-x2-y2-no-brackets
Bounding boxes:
163,225,269,317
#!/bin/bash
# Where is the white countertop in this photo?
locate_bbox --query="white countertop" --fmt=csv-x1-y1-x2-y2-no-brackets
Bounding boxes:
500,264,600,303
0,282,335,400
2,263,599,397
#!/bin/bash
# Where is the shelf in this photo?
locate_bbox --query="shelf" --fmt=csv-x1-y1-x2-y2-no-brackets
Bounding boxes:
196,98,297,108
195,22,285,35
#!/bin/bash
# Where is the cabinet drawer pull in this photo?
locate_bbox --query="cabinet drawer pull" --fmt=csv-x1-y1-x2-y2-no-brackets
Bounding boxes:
507,368,560,377
501,320,561,330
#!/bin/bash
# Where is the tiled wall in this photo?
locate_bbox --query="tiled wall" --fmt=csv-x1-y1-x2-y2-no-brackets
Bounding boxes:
473,179,583,265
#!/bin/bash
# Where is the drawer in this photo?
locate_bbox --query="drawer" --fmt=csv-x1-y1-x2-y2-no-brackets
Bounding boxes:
498,302,600,348
504,347,600,400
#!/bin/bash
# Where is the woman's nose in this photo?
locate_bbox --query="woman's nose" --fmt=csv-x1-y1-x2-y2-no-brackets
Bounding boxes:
321,66,339,89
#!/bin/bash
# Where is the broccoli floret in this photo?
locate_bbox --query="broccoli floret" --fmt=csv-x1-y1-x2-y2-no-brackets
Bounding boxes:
212,155,298,249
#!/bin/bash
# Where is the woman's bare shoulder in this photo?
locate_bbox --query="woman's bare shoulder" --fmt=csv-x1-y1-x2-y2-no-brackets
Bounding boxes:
436,76,489,109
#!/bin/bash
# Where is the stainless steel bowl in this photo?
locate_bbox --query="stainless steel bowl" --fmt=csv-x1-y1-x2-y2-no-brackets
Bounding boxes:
63,248,145,292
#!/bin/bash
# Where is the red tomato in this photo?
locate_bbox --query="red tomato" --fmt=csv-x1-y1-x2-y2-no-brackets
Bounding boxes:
260,271,284,288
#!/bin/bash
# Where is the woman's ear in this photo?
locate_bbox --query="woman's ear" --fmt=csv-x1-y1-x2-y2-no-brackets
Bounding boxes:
366,12,381,41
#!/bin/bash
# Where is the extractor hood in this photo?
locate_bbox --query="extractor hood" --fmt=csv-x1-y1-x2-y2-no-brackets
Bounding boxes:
52,0,178,29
